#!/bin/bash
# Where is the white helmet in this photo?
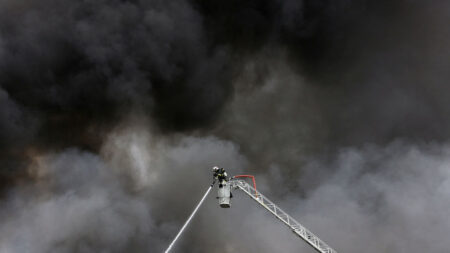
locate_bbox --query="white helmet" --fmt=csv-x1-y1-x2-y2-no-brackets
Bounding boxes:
212,166,219,172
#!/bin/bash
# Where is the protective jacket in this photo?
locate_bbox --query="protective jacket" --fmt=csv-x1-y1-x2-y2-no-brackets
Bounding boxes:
214,168,227,180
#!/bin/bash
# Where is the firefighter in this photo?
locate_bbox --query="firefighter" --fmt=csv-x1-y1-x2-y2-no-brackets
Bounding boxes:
212,166,228,188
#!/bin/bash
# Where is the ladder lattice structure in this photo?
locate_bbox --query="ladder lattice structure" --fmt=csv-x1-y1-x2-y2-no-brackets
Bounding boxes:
230,179,337,253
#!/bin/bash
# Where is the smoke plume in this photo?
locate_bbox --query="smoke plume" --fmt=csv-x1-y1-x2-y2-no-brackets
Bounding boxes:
1,0,450,252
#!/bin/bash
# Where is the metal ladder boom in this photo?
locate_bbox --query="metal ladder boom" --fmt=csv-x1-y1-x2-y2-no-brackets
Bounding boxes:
230,180,337,253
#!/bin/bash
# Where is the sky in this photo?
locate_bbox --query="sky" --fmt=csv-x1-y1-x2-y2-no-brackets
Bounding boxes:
1,0,450,252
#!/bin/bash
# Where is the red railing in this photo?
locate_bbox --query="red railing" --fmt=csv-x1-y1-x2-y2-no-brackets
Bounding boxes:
233,175,258,198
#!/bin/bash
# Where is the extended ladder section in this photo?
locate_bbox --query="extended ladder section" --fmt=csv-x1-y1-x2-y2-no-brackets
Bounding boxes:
230,179,337,253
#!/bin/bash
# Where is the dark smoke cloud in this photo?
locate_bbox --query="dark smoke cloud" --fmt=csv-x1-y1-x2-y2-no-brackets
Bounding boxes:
2,0,450,252
0,0,232,144
0,0,234,190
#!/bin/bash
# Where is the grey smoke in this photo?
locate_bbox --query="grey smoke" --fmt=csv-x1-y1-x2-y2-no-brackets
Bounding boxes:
0,131,249,252
3,128,450,253
2,0,450,252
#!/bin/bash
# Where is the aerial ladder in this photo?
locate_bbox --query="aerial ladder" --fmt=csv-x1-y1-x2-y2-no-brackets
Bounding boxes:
228,177,337,253
164,167,338,253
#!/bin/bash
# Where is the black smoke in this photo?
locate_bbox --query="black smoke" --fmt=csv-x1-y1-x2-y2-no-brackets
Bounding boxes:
0,0,234,190
2,0,450,252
